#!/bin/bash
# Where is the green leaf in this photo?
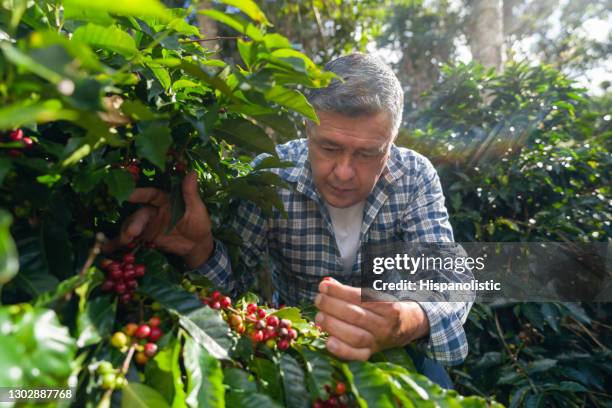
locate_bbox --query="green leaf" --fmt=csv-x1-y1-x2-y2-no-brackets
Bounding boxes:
217,0,270,25
145,335,186,407
105,168,135,203
72,24,138,58
12,235,59,297
179,307,233,360
183,336,225,408
297,347,334,400
122,383,171,408
138,274,202,315
342,361,395,408
279,353,310,408
526,358,557,374
0,305,76,387
225,390,283,408
264,87,318,122
76,295,115,348
64,0,172,21
223,368,257,392
135,124,172,170
250,357,284,403
198,10,263,41
0,99,77,130
0,210,18,285
215,117,275,154
167,178,186,234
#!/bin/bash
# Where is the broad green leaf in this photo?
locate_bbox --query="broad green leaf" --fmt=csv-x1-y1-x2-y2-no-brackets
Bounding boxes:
297,347,334,400
76,295,115,348
342,361,395,408
263,34,293,50
0,43,62,83
0,305,76,387
214,117,275,154
167,178,186,234
198,10,263,42
217,0,270,25
225,391,283,408
145,335,187,407
147,63,172,91
250,357,284,403
264,87,318,122
0,210,18,285
179,307,233,360
122,383,171,408
526,358,557,374
138,274,202,315
12,235,58,297
33,274,83,307
72,24,137,58
183,336,225,408
0,158,12,185
135,124,172,170
223,368,257,392
63,0,172,21
105,168,135,203
0,99,77,130
279,353,310,408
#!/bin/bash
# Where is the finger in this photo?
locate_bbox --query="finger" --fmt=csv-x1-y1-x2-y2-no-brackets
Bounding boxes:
128,187,169,208
182,171,204,215
319,277,361,305
361,300,404,320
326,336,372,361
315,312,375,348
315,293,386,334
123,206,157,241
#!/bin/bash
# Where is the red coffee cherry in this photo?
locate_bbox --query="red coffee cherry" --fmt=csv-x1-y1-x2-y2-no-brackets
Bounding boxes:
123,253,135,264
266,316,280,327
220,296,231,308
135,324,151,339
9,129,23,141
257,308,266,319
149,316,161,327
288,329,298,340
246,303,257,314
335,382,346,395
101,280,114,291
148,327,163,342
114,283,127,294
144,342,158,357
278,339,290,350
134,264,146,277
250,330,264,343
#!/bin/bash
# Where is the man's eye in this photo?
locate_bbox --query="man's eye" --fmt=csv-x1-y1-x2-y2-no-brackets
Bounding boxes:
322,146,338,151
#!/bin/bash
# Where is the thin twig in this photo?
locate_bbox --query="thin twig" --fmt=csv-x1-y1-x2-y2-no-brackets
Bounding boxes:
569,316,607,350
80,233,106,278
100,343,136,402
181,35,247,43
494,312,538,394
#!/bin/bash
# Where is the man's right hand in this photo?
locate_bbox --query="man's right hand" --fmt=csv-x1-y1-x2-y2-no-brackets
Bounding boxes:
103,171,214,269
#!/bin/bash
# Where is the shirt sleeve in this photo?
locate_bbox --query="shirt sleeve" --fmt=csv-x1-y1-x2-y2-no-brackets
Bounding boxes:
400,155,473,365
190,192,270,298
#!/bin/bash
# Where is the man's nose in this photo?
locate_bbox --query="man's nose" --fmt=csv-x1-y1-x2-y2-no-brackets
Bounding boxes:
333,154,355,182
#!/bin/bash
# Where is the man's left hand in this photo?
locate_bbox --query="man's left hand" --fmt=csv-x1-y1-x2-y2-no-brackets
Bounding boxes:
314,277,430,361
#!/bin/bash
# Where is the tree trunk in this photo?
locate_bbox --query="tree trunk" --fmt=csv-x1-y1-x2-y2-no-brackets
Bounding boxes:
468,0,505,72
196,0,219,54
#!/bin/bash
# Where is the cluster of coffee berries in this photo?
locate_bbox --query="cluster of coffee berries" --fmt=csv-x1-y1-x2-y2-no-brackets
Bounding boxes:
111,317,164,366
2,129,34,157
313,382,350,408
246,305,298,351
96,361,126,390
201,290,232,310
100,253,146,304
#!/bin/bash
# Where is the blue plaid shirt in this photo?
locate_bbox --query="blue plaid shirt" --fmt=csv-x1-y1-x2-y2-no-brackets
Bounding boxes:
195,138,471,365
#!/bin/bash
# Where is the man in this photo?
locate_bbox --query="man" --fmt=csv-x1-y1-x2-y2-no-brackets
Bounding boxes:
111,53,471,387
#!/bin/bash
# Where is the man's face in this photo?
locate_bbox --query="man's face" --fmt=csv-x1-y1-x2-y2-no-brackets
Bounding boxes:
307,110,395,208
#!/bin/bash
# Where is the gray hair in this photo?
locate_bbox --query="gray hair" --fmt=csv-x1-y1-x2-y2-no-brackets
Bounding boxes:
305,53,404,135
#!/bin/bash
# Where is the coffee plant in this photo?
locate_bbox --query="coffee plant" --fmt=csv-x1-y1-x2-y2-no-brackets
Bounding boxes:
401,62,611,407
0,1,503,407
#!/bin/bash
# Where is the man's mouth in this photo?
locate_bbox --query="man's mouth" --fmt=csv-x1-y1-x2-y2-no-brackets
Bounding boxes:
329,185,355,193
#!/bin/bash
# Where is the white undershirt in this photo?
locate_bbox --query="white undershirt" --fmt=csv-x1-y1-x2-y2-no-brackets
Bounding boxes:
325,201,366,273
